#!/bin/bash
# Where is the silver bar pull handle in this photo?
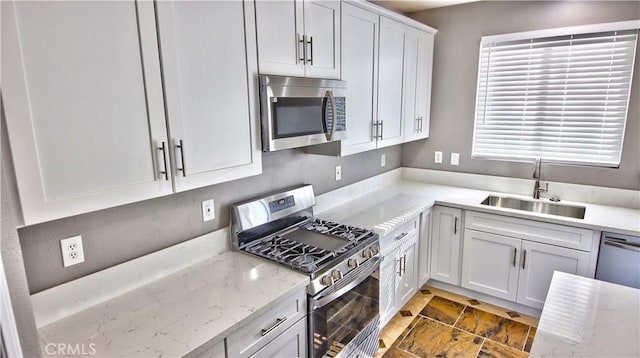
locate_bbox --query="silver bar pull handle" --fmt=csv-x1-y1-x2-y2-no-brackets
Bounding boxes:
307,36,313,65
176,139,186,177
395,232,408,241
402,255,407,275
604,239,640,252
512,247,517,267
522,250,527,270
261,317,288,337
397,257,402,277
157,142,169,181
379,120,384,140
454,216,458,235
298,34,306,64
372,121,379,140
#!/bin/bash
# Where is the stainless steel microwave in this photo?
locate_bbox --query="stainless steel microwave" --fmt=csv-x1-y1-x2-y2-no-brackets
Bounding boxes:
259,75,347,152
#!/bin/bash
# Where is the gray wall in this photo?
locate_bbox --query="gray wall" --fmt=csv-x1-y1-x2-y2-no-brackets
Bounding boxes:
403,1,640,190
17,146,401,293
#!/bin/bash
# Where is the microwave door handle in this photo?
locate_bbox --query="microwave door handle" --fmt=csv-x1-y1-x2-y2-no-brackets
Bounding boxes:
324,90,337,141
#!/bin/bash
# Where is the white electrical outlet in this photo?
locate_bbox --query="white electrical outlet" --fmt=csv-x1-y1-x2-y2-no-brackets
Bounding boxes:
202,199,215,222
60,235,85,267
335,165,342,181
381,154,386,167
434,151,443,164
451,152,460,166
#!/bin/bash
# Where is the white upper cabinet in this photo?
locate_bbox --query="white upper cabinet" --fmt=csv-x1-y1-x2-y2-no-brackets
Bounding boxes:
376,17,407,148
3,0,262,225
338,2,379,154
255,0,340,79
2,1,171,225
156,0,261,192
404,30,434,142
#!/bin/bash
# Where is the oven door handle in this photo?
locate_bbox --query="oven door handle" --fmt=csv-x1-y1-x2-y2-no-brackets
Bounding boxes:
312,257,380,309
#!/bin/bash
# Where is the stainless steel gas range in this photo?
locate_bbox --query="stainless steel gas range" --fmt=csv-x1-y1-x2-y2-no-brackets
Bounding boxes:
231,185,381,358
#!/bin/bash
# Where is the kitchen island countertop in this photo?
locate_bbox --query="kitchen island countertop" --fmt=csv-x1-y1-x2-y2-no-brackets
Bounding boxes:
529,271,640,357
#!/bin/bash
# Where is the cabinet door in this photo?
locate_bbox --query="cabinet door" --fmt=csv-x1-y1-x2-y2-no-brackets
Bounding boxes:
156,0,261,192
250,318,307,358
517,241,590,309
396,235,418,308
418,210,432,286
339,2,378,155
379,246,398,327
376,17,407,148
461,230,520,301
401,28,419,142
255,0,305,77
414,31,434,139
430,206,463,285
2,1,171,225
405,30,433,142
303,0,341,79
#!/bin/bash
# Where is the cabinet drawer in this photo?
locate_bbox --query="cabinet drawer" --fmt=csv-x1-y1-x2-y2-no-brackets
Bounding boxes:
227,288,306,358
380,216,419,254
465,211,593,251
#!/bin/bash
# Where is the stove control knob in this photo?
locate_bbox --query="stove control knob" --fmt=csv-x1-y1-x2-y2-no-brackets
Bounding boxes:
362,249,373,259
347,259,359,269
321,275,333,286
331,270,343,281
371,245,380,255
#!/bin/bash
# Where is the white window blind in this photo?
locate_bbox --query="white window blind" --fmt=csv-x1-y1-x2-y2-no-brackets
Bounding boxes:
472,23,638,167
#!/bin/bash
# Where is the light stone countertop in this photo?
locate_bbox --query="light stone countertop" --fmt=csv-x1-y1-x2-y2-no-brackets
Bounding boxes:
37,252,309,358
317,181,640,237
529,271,640,357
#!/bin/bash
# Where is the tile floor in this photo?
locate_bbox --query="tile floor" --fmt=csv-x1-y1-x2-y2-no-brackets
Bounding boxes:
376,285,539,358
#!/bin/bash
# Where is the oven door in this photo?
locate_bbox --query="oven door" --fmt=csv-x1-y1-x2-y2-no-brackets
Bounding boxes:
309,257,380,358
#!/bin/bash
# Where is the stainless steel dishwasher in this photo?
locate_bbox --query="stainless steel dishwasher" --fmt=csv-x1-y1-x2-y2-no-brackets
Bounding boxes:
595,232,640,289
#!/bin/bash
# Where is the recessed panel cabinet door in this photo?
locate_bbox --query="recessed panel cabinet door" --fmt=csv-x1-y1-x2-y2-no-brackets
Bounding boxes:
461,230,520,301
379,247,398,327
255,0,305,77
516,241,590,309
340,2,378,155
377,17,406,148
430,206,462,285
156,0,261,192
2,1,171,225
303,0,341,79
414,31,434,139
396,236,418,307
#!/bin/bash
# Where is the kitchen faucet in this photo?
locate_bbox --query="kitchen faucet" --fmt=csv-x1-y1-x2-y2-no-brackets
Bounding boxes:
532,158,548,199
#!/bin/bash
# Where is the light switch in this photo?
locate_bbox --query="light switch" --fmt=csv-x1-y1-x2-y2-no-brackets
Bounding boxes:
451,153,460,166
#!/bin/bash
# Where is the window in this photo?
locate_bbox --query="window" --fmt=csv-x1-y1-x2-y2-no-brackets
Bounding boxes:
472,21,639,167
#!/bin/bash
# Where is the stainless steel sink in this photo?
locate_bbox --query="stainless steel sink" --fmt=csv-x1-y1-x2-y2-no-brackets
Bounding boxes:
481,195,586,219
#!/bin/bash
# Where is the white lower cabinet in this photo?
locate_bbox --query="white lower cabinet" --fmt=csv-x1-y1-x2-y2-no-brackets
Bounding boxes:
430,206,463,285
250,318,307,358
226,288,307,358
461,229,520,301
379,217,419,327
461,211,594,310
417,209,432,286
516,240,590,308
